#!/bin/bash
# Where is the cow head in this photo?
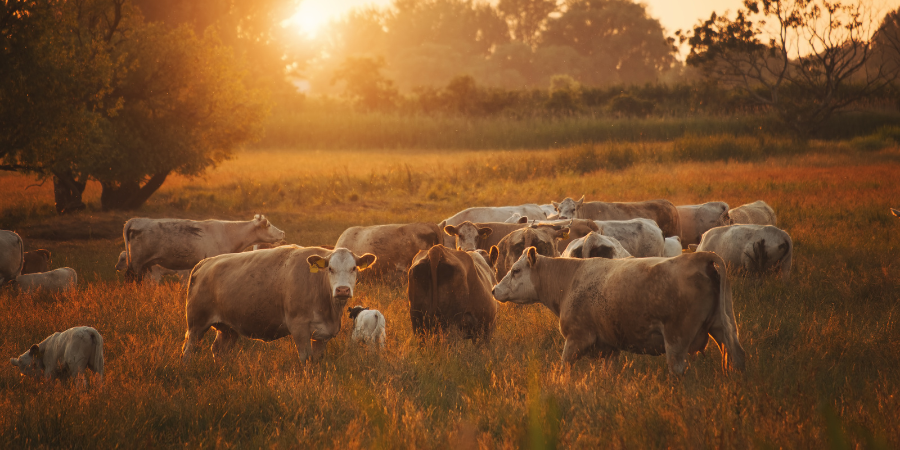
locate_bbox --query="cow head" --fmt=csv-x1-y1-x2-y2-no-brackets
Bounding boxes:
444,221,493,251
492,247,540,304
551,196,585,219
252,214,286,244
307,248,376,301
10,344,43,379
347,305,369,320
496,226,567,279
115,251,128,272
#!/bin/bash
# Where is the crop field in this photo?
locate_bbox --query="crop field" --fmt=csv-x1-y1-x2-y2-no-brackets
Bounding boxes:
2,141,899,448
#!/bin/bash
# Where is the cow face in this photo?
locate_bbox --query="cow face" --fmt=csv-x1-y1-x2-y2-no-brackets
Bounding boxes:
115,251,128,272
551,196,585,219
252,214,286,244
492,247,540,304
9,344,42,379
308,248,377,300
444,221,492,251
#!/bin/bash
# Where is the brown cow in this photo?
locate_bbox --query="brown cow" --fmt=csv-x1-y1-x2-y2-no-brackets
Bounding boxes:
336,223,443,279
182,246,376,364
22,249,51,275
491,226,570,280
408,245,498,341
552,196,681,239
492,247,746,375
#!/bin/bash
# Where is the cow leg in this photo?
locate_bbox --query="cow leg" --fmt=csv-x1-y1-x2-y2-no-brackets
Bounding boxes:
211,326,239,360
182,325,210,364
311,339,328,360
290,327,313,363
560,335,596,365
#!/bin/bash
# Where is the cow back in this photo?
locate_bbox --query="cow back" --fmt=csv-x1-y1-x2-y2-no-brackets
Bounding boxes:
580,200,681,238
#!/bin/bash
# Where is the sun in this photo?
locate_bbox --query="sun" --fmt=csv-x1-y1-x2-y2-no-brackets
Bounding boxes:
285,2,332,38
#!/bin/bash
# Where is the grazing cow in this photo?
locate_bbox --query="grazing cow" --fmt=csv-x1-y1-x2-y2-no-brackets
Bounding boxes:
182,246,376,364
347,306,386,349
492,247,745,375
677,202,730,247
695,224,793,282
552,196,681,239
123,215,285,282
16,268,77,294
22,249,52,275
491,226,570,279
408,245,498,341
10,326,104,387
0,230,24,285
727,200,777,226
664,236,683,257
562,232,631,259
594,218,665,257
336,223,442,279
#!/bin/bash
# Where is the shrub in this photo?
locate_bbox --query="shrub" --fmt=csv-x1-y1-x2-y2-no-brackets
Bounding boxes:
610,94,654,117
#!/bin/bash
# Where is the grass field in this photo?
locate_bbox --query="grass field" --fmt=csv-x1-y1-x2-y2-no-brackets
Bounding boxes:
2,142,899,448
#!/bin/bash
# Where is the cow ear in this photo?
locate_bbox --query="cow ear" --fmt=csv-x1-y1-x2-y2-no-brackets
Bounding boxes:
687,245,698,253
357,253,377,271
526,247,538,266
576,195,585,206
551,201,559,209
556,228,570,240
517,216,528,224
257,216,269,227
29,345,39,357
489,246,499,267
444,225,458,237
587,220,600,232
478,227,493,238
307,255,328,273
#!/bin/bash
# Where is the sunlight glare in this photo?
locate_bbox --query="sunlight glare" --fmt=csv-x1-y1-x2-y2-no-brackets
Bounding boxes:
286,2,331,38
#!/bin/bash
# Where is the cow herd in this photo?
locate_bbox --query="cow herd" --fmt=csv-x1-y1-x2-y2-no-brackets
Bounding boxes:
5,197,809,386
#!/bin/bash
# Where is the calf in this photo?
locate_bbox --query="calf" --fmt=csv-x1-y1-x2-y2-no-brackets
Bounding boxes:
695,224,792,282
347,306,386,349
727,200,777,226
16,268,77,294
0,230,24,285
22,249,52,275
10,326,104,387
562,232,631,259
552,196,681,239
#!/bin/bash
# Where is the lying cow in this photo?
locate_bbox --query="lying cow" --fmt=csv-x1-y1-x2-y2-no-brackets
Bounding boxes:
677,202,730,247
123,215,285,282
116,251,189,286
22,249,52,275
695,224,792,282
182,246,376,364
492,247,746,375
562,232,631,259
347,306,386,349
552,196,681,239
408,245,498,341
491,226,569,279
594,218,665,257
336,222,442,280
16,267,77,294
0,230,24,285
10,326,104,387
664,236,683,257
727,200,777,226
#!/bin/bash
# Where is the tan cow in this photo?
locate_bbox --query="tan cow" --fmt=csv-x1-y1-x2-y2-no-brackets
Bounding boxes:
16,268,77,294
552,196,681,239
408,245,498,341
562,232,631,259
491,226,570,279
492,247,746,375
0,230,24,285
677,202,730,247
695,224,792,282
10,326,104,387
182,246,376,364
22,249,52,275
336,223,443,279
532,219,601,252
727,200,777,226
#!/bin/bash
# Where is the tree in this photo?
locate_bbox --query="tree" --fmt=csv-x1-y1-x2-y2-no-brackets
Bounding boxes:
331,56,399,111
498,0,558,46
686,0,896,136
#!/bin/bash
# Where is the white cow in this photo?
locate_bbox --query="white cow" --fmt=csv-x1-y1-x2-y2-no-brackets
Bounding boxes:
116,251,189,286
676,202,730,247
664,236,683,257
16,268,77,294
0,230,24,285
10,326,104,387
504,213,530,223
123,214,285,282
594,218,665,257
539,204,558,218
728,201,777,226
695,224,792,281
562,232,631,259
347,306,386,349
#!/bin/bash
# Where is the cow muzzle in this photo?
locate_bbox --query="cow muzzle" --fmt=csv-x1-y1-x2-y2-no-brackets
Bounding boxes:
334,286,352,299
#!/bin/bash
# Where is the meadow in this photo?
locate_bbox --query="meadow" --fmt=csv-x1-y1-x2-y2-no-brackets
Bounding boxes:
1,139,899,448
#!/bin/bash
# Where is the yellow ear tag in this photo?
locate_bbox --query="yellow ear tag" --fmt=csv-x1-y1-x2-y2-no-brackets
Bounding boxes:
309,265,319,273
316,259,327,268
359,262,369,270
561,231,570,240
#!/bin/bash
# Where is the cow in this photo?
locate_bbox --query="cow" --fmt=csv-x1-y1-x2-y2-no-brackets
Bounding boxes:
594,218,665,257
347,306,386,349
408,245,498,341
22,249,52,275
664,236,683,257
491,226,570,279
695,224,793,282
439,204,547,246
116,251,189,286
532,219,601,252
445,219,596,255
491,247,746,375
336,222,442,280
727,200,777,226
562,232,631,259
122,215,285,282
182,246,376,364
16,268,77,294
539,204,558,218
677,202,730,247
552,196,681,239
504,213,529,223
0,230,24,285
10,326,104,387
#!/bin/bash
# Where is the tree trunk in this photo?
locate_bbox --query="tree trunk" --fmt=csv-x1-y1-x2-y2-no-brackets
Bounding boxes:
100,171,171,210
52,171,87,215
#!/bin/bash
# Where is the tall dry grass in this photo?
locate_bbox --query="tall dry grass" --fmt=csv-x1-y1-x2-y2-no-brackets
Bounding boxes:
1,143,899,448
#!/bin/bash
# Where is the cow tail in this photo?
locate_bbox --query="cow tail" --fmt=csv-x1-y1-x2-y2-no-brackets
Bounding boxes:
123,220,132,266
427,246,442,309
90,329,105,384
711,255,745,373
15,232,24,278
